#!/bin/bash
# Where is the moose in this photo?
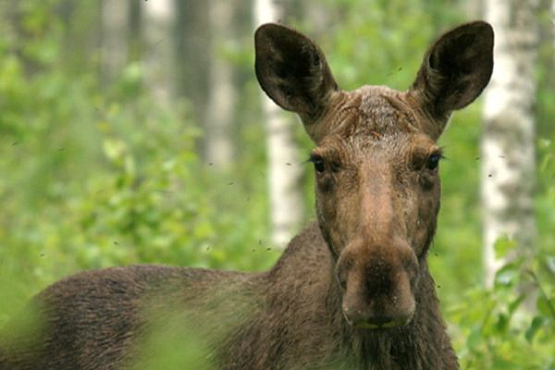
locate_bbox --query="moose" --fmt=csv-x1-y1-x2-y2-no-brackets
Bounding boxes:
0,21,493,370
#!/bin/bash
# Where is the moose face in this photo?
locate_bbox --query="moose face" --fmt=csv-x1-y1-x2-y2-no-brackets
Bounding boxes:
255,22,493,329
309,87,443,328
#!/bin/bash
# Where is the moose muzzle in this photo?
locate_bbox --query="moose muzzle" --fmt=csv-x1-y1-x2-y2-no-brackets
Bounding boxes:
337,238,419,329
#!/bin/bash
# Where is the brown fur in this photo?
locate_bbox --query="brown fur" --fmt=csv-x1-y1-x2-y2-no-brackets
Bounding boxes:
0,21,494,370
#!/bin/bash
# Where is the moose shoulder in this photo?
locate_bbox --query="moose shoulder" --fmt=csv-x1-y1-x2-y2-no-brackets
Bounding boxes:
0,21,493,370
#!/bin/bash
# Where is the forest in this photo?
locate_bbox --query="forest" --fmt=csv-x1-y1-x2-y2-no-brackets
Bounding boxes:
0,0,554,369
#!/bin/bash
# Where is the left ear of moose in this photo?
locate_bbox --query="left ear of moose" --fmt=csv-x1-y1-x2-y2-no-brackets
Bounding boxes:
410,21,494,138
254,23,339,127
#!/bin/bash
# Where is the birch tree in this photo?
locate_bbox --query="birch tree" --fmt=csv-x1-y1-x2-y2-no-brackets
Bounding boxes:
203,0,238,168
175,1,209,134
482,0,539,287
463,0,483,19
141,0,176,105
254,0,304,247
100,0,128,86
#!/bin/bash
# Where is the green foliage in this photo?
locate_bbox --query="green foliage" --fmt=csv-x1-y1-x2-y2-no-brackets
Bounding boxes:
313,0,459,91
450,240,555,369
134,313,214,370
0,0,278,326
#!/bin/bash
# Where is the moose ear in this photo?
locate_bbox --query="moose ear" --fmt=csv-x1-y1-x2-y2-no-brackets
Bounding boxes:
410,21,494,137
255,23,338,121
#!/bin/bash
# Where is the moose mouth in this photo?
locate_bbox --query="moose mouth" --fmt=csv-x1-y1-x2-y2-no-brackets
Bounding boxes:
351,316,412,330
341,299,415,330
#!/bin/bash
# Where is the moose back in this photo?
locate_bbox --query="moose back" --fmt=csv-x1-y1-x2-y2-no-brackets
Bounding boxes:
0,21,493,370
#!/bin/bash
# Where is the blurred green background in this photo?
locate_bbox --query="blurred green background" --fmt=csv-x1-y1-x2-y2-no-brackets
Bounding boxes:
0,0,554,368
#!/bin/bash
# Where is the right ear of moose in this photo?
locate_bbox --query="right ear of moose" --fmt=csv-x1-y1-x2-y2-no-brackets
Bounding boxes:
254,23,339,123
410,21,494,139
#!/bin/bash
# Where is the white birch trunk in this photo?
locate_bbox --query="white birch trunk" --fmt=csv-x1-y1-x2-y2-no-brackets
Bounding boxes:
254,0,304,247
141,0,176,105
203,0,238,168
463,0,483,19
482,0,539,288
100,0,128,85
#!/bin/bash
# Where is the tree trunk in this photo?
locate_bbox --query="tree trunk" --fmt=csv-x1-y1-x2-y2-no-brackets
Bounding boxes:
254,0,304,247
141,0,176,105
202,0,238,168
482,0,539,288
463,0,484,18
100,0,128,86
299,1,333,36
127,0,142,64
175,1,209,130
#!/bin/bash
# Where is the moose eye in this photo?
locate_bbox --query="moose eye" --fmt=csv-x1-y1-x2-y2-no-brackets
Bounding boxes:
426,152,443,170
309,154,326,173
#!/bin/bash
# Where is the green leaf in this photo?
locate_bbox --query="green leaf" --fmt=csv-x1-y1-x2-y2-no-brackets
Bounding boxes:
525,316,544,344
536,296,552,317
494,313,509,333
467,326,482,349
494,262,519,287
494,237,517,260
508,294,525,315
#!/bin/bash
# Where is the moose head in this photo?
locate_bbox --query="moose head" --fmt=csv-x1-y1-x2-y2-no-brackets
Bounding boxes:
255,22,493,329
